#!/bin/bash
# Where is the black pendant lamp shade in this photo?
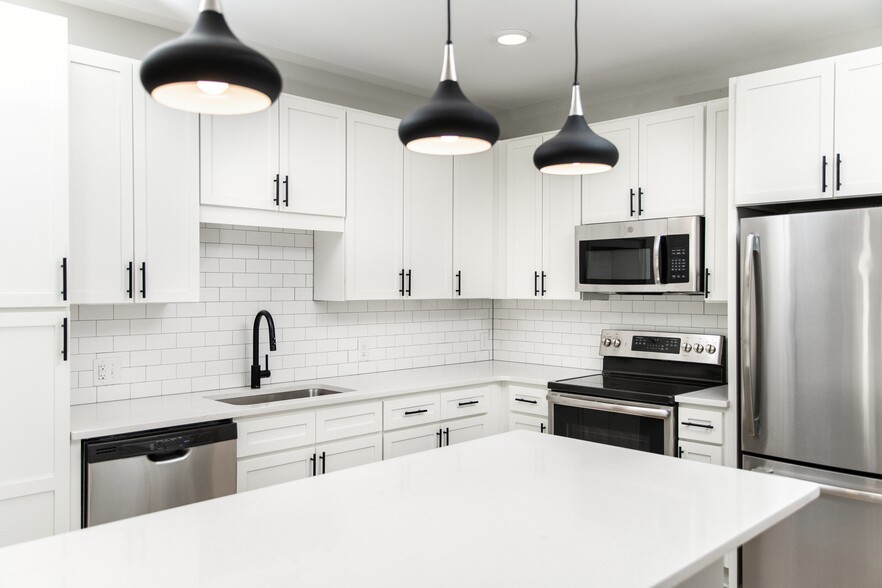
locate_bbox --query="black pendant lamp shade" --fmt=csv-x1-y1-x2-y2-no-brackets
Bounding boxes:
399,2,500,155
140,0,282,115
534,0,618,175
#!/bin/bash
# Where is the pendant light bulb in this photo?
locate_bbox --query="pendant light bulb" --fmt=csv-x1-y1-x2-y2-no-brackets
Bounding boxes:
399,1,500,155
140,0,282,115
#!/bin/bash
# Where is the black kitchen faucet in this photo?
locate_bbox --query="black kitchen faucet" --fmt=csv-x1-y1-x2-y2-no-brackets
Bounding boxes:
251,310,276,389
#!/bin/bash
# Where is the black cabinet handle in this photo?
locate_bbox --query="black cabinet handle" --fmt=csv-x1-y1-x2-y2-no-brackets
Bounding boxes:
404,408,428,416
681,421,714,430
534,271,539,296
444,427,450,447
310,453,316,476
437,429,442,447
406,269,412,296
320,451,326,474
61,257,67,301
283,175,289,206
705,268,710,299
399,269,405,296
139,262,146,299
455,271,461,296
127,261,133,299
836,154,842,191
638,188,644,215
458,400,479,407
540,271,547,296
822,156,828,192
515,397,538,405
62,317,68,361
629,189,635,217
679,446,684,458
540,423,546,434
273,173,280,205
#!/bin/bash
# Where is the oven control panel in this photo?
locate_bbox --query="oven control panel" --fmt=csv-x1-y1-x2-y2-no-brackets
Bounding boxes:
600,329,724,365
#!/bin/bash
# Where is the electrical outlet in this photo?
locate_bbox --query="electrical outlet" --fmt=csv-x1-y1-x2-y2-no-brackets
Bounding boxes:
358,340,370,362
94,356,122,386
480,330,491,351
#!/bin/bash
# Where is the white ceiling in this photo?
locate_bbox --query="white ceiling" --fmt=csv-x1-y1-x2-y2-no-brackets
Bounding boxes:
59,0,882,111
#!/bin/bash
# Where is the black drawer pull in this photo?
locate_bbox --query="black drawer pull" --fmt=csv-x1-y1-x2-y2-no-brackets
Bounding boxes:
540,423,546,434
404,409,428,416
681,421,714,430
319,451,326,474
437,429,442,447
310,453,316,476
61,257,68,301
458,400,479,407
515,398,538,405
443,427,450,446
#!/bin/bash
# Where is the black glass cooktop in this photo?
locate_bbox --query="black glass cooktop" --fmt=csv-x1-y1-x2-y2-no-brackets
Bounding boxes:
548,373,711,405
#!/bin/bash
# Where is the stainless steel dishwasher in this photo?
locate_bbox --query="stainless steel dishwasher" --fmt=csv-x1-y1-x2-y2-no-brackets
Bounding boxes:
83,420,237,527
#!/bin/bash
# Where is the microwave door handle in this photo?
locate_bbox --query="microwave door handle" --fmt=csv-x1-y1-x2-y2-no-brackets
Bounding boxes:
742,233,761,437
653,236,662,286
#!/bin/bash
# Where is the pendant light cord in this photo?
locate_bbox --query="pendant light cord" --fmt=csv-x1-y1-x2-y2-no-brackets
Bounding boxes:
447,0,452,44
573,0,579,85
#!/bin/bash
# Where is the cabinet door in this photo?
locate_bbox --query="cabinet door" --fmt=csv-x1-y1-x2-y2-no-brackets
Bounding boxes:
508,413,548,434
133,71,200,304
403,151,453,299
0,311,69,547
638,104,705,219
542,172,581,300
200,104,279,211
444,415,488,446
279,94,346,216
383,422,442,460
453,149,496,298
68,47,134,304
345,110,404,300
678,440,722,466
704,99,729,303
0,5,68,308
734,59,835,205
581,117,639,223
834,48,882,198
317,434,382,475
236,447,315,493
505,135,544,298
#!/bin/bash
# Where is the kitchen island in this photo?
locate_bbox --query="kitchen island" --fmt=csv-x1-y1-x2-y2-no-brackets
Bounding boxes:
0,431,818,587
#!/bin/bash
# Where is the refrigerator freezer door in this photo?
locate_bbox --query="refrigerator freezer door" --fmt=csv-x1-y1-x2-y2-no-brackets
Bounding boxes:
741,208,882,475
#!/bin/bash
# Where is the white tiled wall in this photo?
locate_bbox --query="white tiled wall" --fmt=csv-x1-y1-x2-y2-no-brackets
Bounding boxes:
68,224,492,405
492,297,728,370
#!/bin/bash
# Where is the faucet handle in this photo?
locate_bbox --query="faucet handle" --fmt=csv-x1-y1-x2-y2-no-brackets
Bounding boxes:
262,354,271,378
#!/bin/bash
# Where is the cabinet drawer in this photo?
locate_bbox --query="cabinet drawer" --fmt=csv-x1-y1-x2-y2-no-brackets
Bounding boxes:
678,407,723,444
383,393,440,431
508,384,548,416
678,440,722,466
316,401,382,443
236,412,316,457
236,446,315,492
508,413,548,434
440,386,489,421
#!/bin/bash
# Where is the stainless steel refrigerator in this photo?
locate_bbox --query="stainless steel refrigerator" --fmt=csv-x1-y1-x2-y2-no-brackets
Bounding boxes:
740,207,882,587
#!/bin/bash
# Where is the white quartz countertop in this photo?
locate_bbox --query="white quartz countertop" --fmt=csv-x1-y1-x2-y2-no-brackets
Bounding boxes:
0,432,817,587
676,384,729,408
70,361,593,439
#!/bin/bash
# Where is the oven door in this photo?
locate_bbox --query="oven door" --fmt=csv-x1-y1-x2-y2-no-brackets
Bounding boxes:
575,218,666,293
547,392,676,456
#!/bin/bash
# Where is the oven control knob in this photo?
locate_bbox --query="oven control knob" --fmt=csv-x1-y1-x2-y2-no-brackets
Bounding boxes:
613,339,621,348
694,344,704,354
603,338,612,347
706,344,716,355
682,343,692,352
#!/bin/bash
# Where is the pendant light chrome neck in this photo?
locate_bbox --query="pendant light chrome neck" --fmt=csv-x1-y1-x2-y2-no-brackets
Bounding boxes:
199,0,222,14
440,42,458,82
569,84,584,117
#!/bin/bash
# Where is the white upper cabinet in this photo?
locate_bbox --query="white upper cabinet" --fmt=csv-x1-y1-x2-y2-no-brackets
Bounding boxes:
833,47,882,198
403,152,453,299
704,99,729,303
68,47,199,304
506,135,544,299
279,95,346,216
453,150,496,299
0,4,68,309
542,173,581,301
582,117,639,223
734,59,835,205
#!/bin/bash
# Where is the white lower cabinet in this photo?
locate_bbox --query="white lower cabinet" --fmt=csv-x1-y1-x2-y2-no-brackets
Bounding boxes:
677,406,725,467
237,446,315,491
507,383,550,435
444,415,489,446
383,422,444,460
678,440,722,466
508,413,548,434
318,435,383,475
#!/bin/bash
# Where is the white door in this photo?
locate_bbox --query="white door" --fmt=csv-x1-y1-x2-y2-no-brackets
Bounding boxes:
279,94,346,216
508,413,548,434
638,104,705,219
317,434,382,475
444,415,489,446
0,5,68,308
0,311,69,547
344,110,404,300
834,47,882,198
542,173,581,300
68,47,134,304
403,151,453,299
678,440,722,466
200,104,279,211
383,422,442,460
236,447,315,493
506,135,544,299
133,72,200,304
453,150,496,298
704,99,729,303
734,59,835,205
581,117,639,223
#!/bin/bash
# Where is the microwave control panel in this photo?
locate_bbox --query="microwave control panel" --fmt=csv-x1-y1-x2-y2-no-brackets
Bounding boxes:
665,234,690,283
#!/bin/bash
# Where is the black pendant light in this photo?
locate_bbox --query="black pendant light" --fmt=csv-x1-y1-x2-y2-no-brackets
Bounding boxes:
533,0,618,175
399,0,500,155
140,0,282,115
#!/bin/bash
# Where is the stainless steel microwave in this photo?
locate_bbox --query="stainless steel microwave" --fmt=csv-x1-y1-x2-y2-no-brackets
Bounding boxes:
575,216,704,294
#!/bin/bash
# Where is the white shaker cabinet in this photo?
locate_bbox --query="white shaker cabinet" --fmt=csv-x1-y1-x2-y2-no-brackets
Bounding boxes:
453,149,496,298
581,117,639,224
0,4,68,309
542,170,581,301
704,99,729,303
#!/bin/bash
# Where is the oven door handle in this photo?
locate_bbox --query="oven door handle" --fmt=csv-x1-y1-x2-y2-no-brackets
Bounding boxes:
652,235,663,286
548,393,671,419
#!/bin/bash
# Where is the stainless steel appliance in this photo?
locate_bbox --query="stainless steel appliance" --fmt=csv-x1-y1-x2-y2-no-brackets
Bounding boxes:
83,420,237,527
548,329,724,456
741,207,882,587
575,216,704,295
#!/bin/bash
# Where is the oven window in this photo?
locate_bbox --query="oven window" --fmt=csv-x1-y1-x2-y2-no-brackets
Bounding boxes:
579,237,654,285
553,403,666,454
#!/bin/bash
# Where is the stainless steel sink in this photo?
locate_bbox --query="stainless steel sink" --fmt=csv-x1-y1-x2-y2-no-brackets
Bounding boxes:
212,386,351,405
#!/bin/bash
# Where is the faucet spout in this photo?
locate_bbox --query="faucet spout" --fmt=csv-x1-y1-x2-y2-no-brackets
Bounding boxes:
251,310,276,389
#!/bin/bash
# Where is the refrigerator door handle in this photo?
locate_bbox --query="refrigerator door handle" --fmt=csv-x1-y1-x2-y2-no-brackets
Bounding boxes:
742,232,761,437
750,466,882,505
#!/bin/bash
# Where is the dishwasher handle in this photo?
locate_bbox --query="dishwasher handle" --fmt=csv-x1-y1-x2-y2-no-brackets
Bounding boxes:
147,448,192,464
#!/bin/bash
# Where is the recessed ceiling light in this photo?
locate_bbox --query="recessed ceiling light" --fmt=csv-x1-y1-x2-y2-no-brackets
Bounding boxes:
496,30,531,46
